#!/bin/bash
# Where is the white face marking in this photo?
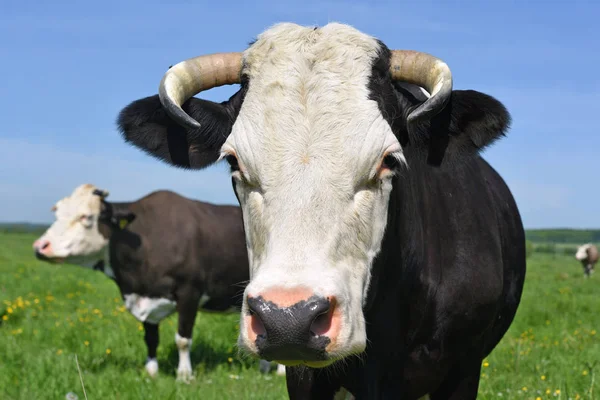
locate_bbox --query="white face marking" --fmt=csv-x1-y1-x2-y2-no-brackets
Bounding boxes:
123,294,177,324
34,184,109,267
175,333,193,381
221,23,406,362
576,244,591,261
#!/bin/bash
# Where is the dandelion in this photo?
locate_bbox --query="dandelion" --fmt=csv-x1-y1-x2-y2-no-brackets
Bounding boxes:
536,397,542,400
34,299,39,304
522,387,527,392
546,389,551,395
93,309,101,314
582,370,588,376
483,361,489,368
228,357,233,363
2,315,7,321
555,389,561,395
84,341,89,346
106,348,111,355
7,307,13,314
46,295,54,302
541,375,546,380
57,349,63,355
591,330,597,335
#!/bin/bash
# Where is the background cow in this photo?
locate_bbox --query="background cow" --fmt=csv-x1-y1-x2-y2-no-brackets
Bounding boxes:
116,23,526,399
575,243,598,277
32,184,284,381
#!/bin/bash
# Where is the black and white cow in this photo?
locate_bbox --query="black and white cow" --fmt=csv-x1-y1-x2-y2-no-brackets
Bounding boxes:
32,184,285,381
575,243,598,277
116,23,527,399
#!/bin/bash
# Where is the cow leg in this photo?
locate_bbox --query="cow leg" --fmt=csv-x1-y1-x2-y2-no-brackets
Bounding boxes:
429,361,481,400
174,289,201,383
285,366,343,400
143,322,160,378
584,264,592,278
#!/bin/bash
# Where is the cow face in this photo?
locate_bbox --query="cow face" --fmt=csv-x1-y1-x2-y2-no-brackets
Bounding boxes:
575,244,591,262
219,24,405,365
117,22,510,367
33,184,110,268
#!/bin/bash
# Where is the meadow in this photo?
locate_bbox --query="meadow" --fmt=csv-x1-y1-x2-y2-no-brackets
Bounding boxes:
0,232,598,399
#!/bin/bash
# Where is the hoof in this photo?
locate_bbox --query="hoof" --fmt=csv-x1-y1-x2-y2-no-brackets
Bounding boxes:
176,369,195,384
276,363,286,376
145,359,159,378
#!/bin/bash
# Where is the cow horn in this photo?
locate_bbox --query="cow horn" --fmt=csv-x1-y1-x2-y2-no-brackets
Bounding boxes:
158,52,243,130
389,50,453,123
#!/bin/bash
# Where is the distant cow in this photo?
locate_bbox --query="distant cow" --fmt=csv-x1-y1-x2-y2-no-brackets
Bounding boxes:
32,184,284,381
575,243,598,277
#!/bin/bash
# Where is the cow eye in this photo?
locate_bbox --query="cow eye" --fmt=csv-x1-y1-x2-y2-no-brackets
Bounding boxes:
381,155,400,172
225,155,240,172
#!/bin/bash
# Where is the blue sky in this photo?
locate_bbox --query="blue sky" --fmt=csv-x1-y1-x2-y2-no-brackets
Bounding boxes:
1,0,598,228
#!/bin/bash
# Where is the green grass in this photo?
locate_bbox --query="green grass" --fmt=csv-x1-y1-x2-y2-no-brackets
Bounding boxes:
1,232,598,399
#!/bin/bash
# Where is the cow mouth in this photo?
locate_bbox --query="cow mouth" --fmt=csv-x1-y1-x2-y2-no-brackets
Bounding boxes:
34,251,65,264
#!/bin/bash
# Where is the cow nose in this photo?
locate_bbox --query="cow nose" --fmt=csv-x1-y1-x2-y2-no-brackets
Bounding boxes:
33,240,50,252
33,240,52,258
246,289,336,362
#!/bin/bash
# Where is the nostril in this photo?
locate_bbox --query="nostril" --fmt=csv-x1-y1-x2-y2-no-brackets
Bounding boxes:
41,242,50,250
250,310,267,338
310,308,333,337
309,297,336,338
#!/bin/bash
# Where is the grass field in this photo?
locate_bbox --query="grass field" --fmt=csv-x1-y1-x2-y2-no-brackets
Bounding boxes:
1,232,598,399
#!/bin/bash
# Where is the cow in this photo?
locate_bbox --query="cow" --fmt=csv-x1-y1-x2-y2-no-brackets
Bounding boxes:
575,243,598,277
115,22,527,399
32,184,285,381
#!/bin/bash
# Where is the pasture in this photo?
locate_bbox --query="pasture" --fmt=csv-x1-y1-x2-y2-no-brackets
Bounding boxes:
1,232,598,399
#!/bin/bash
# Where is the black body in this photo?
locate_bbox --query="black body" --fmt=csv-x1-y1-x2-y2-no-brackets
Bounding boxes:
100,190,249,372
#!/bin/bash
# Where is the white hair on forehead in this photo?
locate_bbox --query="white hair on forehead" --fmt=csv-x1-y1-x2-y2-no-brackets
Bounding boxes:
54,184,103,217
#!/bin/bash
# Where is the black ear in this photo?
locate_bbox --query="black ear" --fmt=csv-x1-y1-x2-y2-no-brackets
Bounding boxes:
112,211,136,230
419,90,511,166
99,202,136,230
116,89,245,170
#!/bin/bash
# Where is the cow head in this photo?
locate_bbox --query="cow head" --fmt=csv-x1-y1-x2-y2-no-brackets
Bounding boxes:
33,184,134,270
575,243,593,263
117,23,510,367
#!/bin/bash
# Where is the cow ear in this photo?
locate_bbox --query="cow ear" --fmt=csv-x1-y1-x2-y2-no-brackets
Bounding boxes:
116,91,243,170
420,90,511,166
111,211,135,230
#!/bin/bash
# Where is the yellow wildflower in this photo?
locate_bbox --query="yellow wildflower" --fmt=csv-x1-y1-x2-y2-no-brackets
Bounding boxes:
582,370,588,376
228,357,233,363
555,389,561,395
106,348,111,355
2,315,7,321
7,307,13,314
84,341,89,346
483,361,489,368
56,349,63,355
522,387,527,392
